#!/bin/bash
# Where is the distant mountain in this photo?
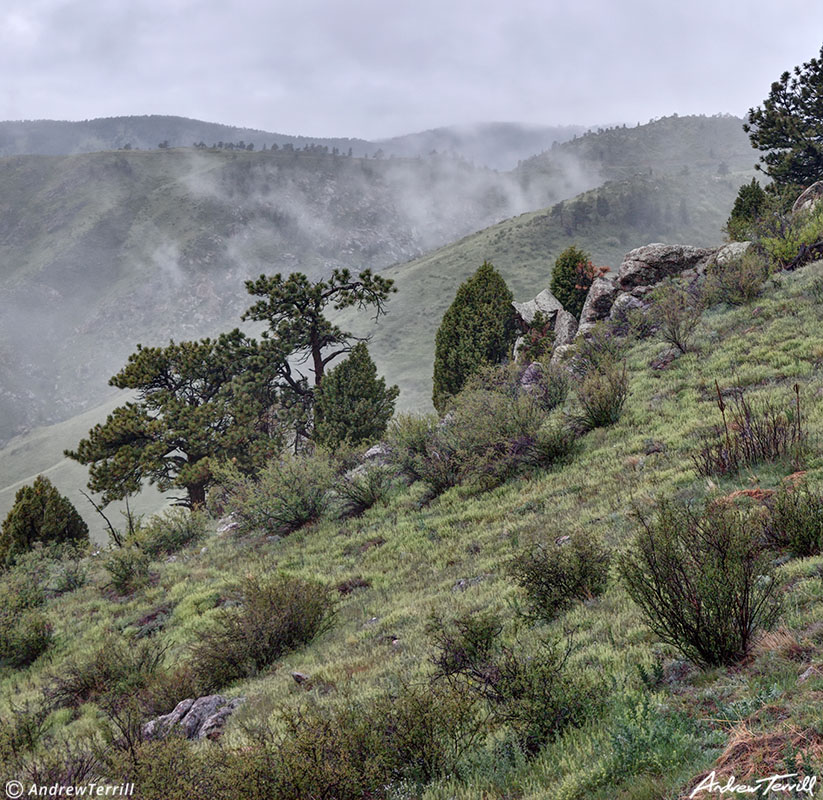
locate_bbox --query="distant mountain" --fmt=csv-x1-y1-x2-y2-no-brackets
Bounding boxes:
376,122,588,170
0,115,375,157
520,114,752,182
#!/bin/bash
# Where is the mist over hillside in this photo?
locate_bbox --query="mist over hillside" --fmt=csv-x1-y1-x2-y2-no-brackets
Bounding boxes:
376,122,588,170
0,113,756,448
0,144,594,443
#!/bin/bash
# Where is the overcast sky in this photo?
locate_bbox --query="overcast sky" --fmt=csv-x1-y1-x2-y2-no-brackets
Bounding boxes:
1,0,822,140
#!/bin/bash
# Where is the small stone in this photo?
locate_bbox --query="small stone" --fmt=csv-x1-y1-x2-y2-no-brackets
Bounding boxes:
291,671,310,685
799,665,819,684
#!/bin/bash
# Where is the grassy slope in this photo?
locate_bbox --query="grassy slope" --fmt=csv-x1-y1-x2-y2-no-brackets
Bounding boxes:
5,260,823,797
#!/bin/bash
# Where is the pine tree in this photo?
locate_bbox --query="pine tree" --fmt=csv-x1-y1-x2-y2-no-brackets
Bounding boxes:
0,476,88,564
745,44,823,189
725,179,767,241
432,261,517,413
67,330,278,508
313,343,399,449
549,245,594,319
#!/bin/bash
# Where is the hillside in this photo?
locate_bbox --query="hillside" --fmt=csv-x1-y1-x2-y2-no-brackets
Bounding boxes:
376,122,588,170
519,113,753,183
354,169,751,411
3,252,823,798
0,146,553,442
0,115,375,158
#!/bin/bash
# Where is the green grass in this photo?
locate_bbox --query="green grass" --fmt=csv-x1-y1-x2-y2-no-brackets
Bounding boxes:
4,259,823,796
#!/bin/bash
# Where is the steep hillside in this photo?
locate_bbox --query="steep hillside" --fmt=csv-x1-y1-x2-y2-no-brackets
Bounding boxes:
354,169,751,411
3,257,823,798
520,113,753,184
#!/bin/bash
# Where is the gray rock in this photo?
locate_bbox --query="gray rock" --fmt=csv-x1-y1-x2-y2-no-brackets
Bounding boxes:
577,276,618,336
711,241,752,268
512,289,564,327
553,308,578,347
512,335,526,360
550,343,575,365
792,181,823,215
617,243,716,291
519,361,543,390
609,292,644,320
363,443,390,462
799,665,819,684
143,695,245,741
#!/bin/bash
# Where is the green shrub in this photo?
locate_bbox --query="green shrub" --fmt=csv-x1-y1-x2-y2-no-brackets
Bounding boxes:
0,476,88,565
768,481,823,557
570,359,629,432
432,261,518,413
429,612,591,753
314,342,399,450
217,452,335,536
760,202,823,268
465,360,569,413
43,639,166,710
188,574,335,693
271,683,482,798
550,245,601,319
509,530,611,622
129,508,207,557
704,249,771,306
335,464,395,517
103,546,150,595
416,389,574,495
0,608,52,668
648,279,702,353
386,412,439,481
619,497,780,667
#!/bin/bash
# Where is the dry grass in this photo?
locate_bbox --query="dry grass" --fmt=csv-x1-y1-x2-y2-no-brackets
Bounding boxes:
682,724,823,797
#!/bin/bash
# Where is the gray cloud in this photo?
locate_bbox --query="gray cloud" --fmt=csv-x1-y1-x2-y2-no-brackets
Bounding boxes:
0,0,822,138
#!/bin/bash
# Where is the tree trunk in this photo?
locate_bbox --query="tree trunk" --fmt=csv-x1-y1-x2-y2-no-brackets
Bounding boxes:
188,482,207,509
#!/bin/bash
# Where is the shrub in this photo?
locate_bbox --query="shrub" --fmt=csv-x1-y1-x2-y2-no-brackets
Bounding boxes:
550,245,604,319
760,202,823,268
432,261,518,413
465,360,569,413
429,612,591,753
217,452,335,536
416,390,574,494
0,608,52,668
692,386,806,478
335,464,395,517
704,248,771,306
618,497,780,667
313,342,399,450
570,359,629,433
648,279,702,353
509,530,611,622
271,683,482,798
129,508,207,557
517,310,555,362
768,481,823,557
188,574,335,693
386,412,439,481
103,546,150,595
43,639,166,710
0,476,88,565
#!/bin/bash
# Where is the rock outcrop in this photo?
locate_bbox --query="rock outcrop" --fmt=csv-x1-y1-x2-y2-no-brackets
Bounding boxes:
512,288,577,357
792,181,823,215
617,243,716,292
143,695,246,741
577,277,619,337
